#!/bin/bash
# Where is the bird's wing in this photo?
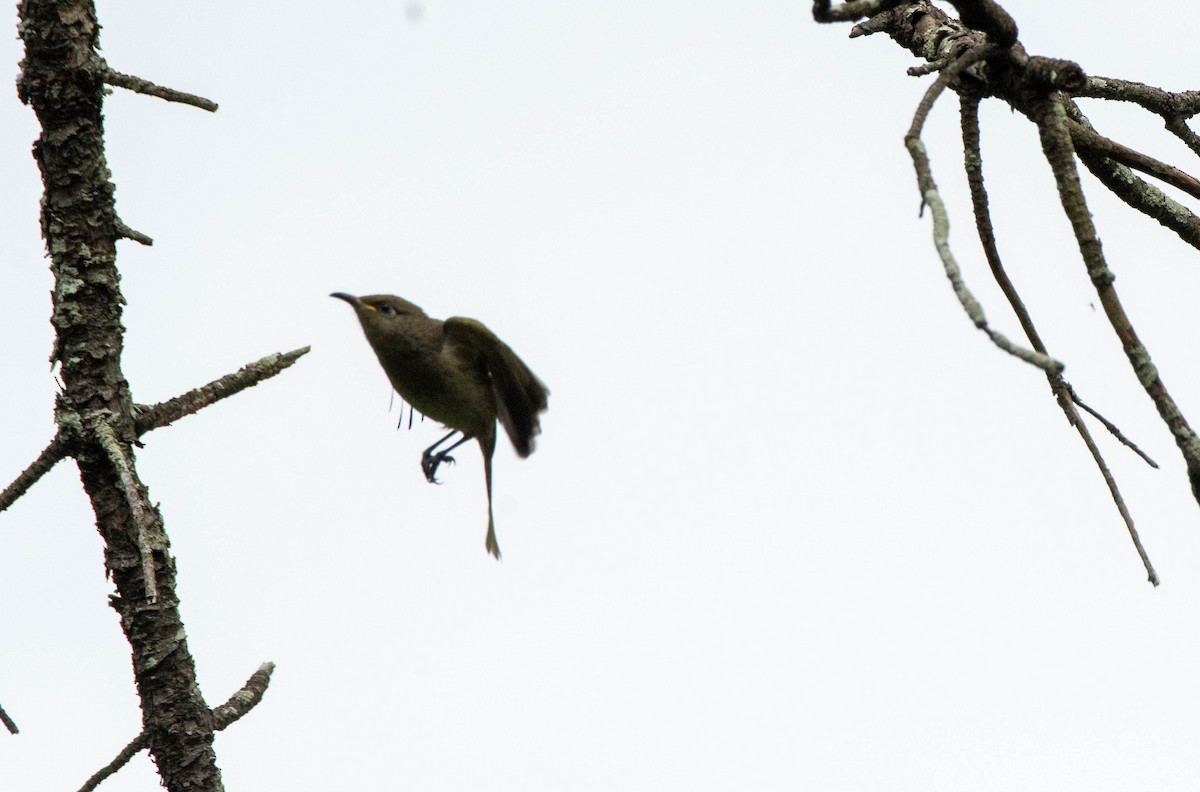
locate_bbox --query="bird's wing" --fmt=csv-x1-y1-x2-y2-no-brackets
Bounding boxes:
444,317,549,457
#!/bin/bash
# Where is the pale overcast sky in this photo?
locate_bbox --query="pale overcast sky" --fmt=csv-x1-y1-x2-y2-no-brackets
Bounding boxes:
4,2,1200,790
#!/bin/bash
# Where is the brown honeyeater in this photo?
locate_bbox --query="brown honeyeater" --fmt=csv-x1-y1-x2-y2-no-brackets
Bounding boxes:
331,293,549,559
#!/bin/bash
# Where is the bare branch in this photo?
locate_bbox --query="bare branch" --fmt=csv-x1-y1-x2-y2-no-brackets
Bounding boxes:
135,347,312,435
1068,119,1200,201
0,703,18,735
1067,385,1159,469
1076,150,1200,252
1080,76,1200,116
959,94,1057,360
77,733,149,792
77,662,275,792
817,0,1192,581
1079,77,1200,156
962,93,1158,583
114,218,153,246
103,69,218,112
0,435,67,515
1063,101,1200,252
905,48,1063,373
1165,117,1200,160
1073,404,1159,585
2,347,311,519
212,662,275,730
1035,95,1200,511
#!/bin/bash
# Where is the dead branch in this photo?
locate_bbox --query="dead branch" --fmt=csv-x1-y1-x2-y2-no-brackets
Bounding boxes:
1077,77,1200,156
904,44,1064,373
0,435,67,514
114,219,153,246
961,92,1158,584
1,347,310,520
77,734,148,792
1064,103,1200,252
816,0,1200,582
103,69,218,112
1035,95,1200,511
78,663,275,792
15,1,299,788
1067,119,1200,201
134,347,311,434
0,703,17,735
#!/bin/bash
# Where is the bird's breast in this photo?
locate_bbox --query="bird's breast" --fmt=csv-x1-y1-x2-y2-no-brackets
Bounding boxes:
372,342,493,434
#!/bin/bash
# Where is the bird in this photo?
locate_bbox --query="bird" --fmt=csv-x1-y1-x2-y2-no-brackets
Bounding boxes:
331,292,549,559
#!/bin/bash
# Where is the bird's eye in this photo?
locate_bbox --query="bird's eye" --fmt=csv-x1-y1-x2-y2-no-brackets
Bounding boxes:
378,304,394,315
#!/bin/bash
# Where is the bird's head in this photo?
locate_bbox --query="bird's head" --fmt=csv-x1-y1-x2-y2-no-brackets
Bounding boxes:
331,292,426,325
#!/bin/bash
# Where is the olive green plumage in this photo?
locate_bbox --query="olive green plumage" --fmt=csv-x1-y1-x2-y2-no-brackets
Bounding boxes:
331,293,548,559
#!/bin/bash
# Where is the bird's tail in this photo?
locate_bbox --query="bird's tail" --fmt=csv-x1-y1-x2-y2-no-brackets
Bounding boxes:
483,441,501,560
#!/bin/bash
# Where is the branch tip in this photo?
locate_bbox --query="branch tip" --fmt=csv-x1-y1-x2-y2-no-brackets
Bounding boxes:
114,219,153,246
103,69,218,112
0,434,68,515
135,346,311,435
0,704,18,735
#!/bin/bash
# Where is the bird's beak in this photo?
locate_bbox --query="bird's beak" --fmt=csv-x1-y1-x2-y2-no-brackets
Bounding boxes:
330,292,359,306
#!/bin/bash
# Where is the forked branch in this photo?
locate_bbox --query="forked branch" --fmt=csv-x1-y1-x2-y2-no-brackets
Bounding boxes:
77,663,276,792
961,93,1158,584
0,347,311,519
817,0,1200,583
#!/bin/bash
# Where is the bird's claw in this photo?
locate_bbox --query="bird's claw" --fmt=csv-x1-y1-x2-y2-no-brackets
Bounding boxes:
421,452,456,484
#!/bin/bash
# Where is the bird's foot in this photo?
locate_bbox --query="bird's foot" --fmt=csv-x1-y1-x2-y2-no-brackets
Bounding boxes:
421,450,456,484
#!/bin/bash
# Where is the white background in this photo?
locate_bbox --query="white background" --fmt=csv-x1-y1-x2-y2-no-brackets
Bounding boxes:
4,2,1200,789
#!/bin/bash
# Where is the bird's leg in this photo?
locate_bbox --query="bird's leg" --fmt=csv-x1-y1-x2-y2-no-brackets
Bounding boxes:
421,430,471,484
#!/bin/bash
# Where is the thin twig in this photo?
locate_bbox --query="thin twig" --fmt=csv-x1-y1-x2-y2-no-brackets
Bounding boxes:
1076,148,1200,252
905,46,1063,374
0,703,17,735
0,435,67,514
964,92,1155,464
1164,117,1200,160
1068,119,1200,201
1064,102,1200,253
1067,385,1159,469
962,93,1158,584
77,662,275,792
77,733,148,792
1072,404,1159,585
94,422,157,602
1078,76,1200,156
959,94,1059,364
1079,76,1200,117
114,219,153,246
103,70,218,112
134,347,311,435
